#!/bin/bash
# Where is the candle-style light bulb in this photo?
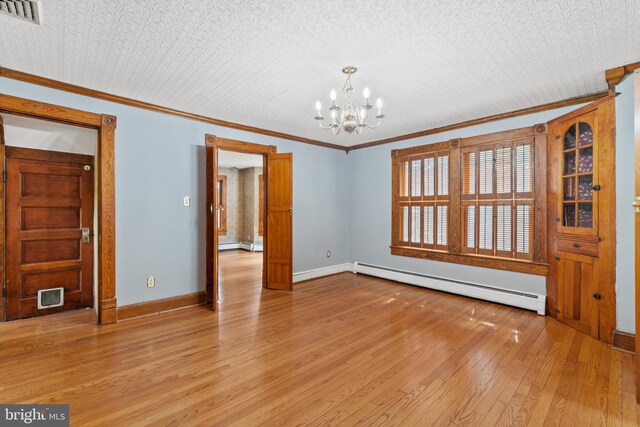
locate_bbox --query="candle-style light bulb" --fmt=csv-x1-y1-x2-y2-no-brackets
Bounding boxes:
363,87,370,99
330,90,337,101
315,101,322,112
376,98,383,109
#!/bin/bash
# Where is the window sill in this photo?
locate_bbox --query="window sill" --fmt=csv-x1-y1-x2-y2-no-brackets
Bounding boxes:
390,246,548,276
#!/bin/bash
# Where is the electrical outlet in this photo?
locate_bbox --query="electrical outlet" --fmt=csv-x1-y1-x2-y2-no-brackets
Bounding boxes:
326,250,331,258
147,276,155,288
183,196,191,207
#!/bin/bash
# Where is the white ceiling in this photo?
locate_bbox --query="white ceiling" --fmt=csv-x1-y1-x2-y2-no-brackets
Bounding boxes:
218,149,263,169
0,1,638,147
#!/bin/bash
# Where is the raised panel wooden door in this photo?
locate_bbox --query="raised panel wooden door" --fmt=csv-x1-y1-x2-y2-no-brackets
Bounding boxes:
6,147,94,320
266,153,292,290
556,251,599,338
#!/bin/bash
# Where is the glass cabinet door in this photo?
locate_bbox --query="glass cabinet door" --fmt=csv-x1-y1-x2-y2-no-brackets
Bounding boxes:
559,114,597,235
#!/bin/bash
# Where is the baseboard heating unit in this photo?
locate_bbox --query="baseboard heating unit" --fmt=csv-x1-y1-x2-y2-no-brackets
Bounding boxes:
353,262,545,315
218,243,263,252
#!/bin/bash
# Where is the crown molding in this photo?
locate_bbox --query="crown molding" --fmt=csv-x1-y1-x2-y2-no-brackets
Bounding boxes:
605,60,640,91
0,67,347,152
0,65,628,154
346,91,609,152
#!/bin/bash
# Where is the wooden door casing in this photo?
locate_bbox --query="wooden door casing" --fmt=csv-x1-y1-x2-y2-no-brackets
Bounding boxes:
266,153,293,290
205,143,214,305
633,69,640,403
556,251,599,338
6,147,94,320
205,135,292,299
0,116,4,322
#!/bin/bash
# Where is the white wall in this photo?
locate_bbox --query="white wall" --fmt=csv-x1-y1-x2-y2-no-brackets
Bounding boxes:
0,77,350,306
2,113,97,155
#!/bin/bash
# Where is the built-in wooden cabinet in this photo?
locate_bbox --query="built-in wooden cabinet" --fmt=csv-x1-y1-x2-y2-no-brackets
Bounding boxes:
547,95,616,343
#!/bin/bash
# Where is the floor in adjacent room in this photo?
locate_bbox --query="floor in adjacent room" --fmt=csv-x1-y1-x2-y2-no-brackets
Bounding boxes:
0,250,638,426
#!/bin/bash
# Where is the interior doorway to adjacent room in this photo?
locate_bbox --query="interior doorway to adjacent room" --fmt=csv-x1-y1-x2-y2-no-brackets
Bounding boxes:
216,150,265,305
0,113,98,321
205,135,293,313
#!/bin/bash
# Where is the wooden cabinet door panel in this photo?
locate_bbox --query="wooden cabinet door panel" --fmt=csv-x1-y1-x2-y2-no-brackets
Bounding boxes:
556,251,598,338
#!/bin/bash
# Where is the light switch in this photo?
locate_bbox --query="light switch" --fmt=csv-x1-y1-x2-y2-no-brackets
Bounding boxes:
183,196,191,207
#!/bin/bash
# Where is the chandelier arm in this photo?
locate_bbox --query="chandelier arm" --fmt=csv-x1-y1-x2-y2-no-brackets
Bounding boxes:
365,118,383,129
317,121,334,130
358,107,368,123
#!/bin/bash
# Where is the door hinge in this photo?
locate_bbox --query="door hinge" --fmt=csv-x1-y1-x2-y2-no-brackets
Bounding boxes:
2,283,5,297
2,170,6,183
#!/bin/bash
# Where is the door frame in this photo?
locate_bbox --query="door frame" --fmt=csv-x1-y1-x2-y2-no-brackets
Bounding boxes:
205,134,276,309
634,69,640,402
0,94,117,325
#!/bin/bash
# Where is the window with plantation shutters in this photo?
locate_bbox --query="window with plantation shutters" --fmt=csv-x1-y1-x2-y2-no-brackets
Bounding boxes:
392,125,547,275
461,140,535,261
395,150,449,251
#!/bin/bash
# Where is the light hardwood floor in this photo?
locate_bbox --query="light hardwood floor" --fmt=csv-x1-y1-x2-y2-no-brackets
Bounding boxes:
0,250,638,426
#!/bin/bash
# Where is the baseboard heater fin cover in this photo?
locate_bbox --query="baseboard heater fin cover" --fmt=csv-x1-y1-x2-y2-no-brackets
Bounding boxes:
353,262,545,315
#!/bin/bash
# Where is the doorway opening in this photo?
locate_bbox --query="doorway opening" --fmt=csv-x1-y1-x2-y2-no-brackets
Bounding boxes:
0,94,117,325
205,135,293,313
217,150,265,305
1,114,98,321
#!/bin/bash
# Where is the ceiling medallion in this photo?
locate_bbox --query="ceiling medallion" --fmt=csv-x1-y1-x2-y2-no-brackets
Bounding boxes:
314,66,384,135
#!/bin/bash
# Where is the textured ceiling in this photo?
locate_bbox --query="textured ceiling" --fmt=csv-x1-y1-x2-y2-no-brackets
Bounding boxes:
0,1,638,147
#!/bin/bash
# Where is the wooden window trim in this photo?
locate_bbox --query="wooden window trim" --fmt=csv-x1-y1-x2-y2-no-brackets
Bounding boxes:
217,175,227,235
391,125,548,276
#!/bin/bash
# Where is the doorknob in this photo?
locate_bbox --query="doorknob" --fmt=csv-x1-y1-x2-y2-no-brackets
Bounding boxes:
633,196,640,213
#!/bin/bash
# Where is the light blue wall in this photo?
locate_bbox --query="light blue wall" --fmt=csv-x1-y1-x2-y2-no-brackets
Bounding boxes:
615,74,636,333
348,91,635,333
0,77,350,306
1,75,635,332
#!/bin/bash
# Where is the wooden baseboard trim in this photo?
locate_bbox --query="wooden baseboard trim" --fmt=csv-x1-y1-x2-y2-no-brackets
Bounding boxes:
117,291,206,321
612,330,635,353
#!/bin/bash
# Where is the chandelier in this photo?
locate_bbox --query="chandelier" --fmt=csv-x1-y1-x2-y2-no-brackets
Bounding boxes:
314,66,384,135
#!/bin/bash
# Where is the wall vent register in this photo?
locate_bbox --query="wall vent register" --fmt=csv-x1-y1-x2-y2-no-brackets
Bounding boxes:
0,0,41,24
